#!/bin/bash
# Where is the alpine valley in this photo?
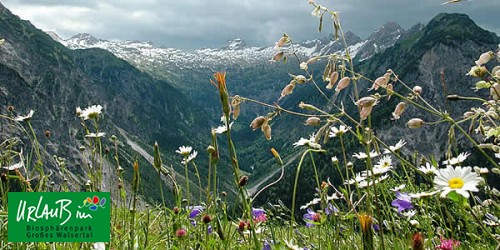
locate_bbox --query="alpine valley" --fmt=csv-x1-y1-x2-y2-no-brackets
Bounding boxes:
0,0,498,206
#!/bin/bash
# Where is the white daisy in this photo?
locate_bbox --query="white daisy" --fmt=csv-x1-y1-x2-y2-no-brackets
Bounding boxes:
358,174,389,188
176,146,192,156
14,110,34,122
417,162,437,175
181,151,198,165
329,125,350,137
344,173,366,185
433,165,483,198
442,152,470,166
85,132,106,138
372,155,393,175
214,122,233,134
293,134,321,149
401,210,416,218
383,139,406,154
79,105,102,120
473,166,489,174
300,197,321,210
353,150,379,160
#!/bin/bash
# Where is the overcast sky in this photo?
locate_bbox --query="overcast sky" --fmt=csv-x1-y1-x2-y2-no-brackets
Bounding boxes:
2,0,499,49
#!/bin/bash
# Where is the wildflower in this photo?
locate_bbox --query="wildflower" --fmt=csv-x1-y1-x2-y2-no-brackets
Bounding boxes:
372,155,393,175
3,161,24,171
358,174,389,188
475,51,495,66
401,210,416,218
391,191,413,213
417,162,437,175
412,86,422,96
390,184,406,192
325,203,338,215
250,116,267,130
353,150,379,160
188,205,204,219
274,34,290,49
483,213,499,227
79,105,102,120
355,96,377,120
411,232,424,250
262,124,272,140
202,214,212,224
279,81,296,100
176,146,192,156
335,76,351,94
344,172,366,185
436,237,460,250
386,83,394,100
238,220,246,233
231,95,242,120
92,242,106,250
300,62,308,70
329,125,350,137
406,118,424,128
300,198,321,210
181,151,198,164
252,208,267,223
442,152,470,166
238,175,249,187
358,214,373,234
293,134,321,149
214,118,233,134
467,65,488,78
263,240,272,250
326,71,338,89
383,139,406,154
14,110,34,122
305,117,321,126
331,156,339,164
303,208,321,227
271,51,284,62
369,71,391,91
175,228,187,238
391,102,406,120
434,165,483,198
85,132,106,138
473,166,489,174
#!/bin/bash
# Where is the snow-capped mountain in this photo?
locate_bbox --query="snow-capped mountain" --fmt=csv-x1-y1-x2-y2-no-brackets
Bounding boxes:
50,22,408,76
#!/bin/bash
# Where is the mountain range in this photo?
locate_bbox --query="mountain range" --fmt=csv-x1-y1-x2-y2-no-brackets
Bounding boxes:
1,0,498,206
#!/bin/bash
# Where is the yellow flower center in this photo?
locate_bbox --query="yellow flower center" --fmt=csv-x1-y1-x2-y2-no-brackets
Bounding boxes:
448,177,464,189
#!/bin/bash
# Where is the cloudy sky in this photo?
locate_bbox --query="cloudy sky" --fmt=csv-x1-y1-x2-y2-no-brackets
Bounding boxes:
2,0,499,49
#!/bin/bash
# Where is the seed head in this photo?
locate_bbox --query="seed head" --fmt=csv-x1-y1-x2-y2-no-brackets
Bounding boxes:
7,105,14,112
262,124,272,140
202,214,212,224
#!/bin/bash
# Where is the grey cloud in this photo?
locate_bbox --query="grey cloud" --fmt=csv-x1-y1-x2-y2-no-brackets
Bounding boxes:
2,0,499,49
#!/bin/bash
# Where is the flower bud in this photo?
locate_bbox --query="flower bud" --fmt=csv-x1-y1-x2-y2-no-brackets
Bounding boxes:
391,102,406,120
231,95,242,120
279,82,295,100
275,35,290,49
262,124,272,140
335,77,350,92
475,51,495,66
271,148,283,165
272,51,284,62
406,118,425,129
305,117,321,126
346,161,353,169
491,83,500,100
202,214,212,224
326,71,338,89
468,65,487,78
331,156,339,164
355,96,377,108
386,83,394,100
300,62,308,70
250,116,267,130
173,206,180,214
238,175,249,187
412,86,422,96
7,105,14,112
370,71,391,91
295,75,307,84
411,232,424,250
299,102,317,110
44,130,51,138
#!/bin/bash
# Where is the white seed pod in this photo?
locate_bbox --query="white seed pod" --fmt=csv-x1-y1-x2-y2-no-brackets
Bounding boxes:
326,71,339,89
406,118,425,129
391,102,406,120
335,76,350,92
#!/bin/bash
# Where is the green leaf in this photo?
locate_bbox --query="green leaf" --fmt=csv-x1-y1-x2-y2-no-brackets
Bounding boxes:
447,191,467,206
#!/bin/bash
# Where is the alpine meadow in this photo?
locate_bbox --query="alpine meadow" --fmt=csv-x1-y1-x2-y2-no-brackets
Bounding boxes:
0,0,499,249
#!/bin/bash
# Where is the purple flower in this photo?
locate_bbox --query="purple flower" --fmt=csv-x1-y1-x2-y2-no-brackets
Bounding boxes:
303,208,321,227
373,224,380,232
325,203,338,215
252,208,267,223
188,205,204,219
262,240,271,250
391,191,413,213
207,225,212,234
